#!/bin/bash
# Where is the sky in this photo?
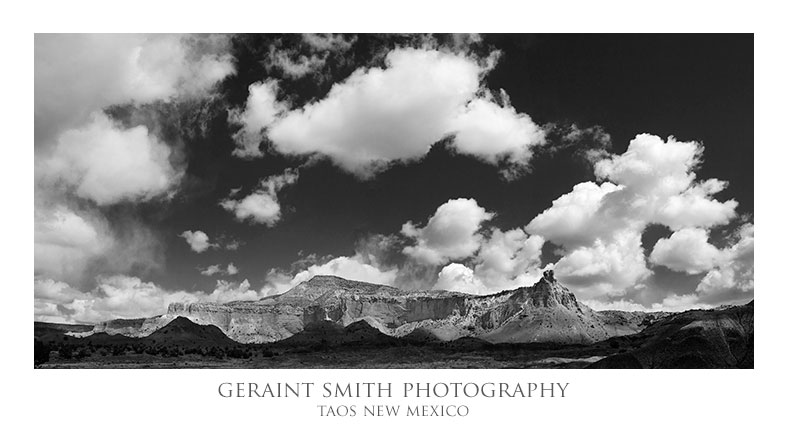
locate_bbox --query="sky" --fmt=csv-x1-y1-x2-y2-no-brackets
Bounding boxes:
33,34,753,323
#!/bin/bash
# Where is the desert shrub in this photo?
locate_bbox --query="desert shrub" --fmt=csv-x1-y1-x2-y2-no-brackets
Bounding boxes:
58,343,74,360
208,346,226,359
227,347,252,359
74,347,90,360
34,340,51,366
164,347,184,357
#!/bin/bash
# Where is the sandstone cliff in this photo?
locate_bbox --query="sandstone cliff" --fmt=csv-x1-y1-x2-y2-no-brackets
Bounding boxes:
79,271,660,344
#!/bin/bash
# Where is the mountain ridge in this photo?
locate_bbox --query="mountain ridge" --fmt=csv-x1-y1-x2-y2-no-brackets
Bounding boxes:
71,270,664,344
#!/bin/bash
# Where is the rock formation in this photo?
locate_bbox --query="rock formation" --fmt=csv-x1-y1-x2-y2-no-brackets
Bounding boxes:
78,270,660,345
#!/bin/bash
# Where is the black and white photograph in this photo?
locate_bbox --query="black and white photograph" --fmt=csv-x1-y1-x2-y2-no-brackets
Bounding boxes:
32,33,754,369
10,0,786,428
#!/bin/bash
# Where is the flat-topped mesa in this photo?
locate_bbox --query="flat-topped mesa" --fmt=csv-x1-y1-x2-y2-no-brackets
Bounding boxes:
280,274,403,302
87,272,653,344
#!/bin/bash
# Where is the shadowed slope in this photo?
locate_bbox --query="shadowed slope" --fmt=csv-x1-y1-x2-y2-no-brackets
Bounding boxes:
147,316,236,347
588,301,753,368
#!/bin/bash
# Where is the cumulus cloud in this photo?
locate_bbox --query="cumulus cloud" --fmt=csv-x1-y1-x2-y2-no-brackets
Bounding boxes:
35,275,192,323
526,134,740,298
227,262,239,275
448,90,545,174
593,135,737,230
472,228,545,291
35,34,235,143
336,199,548,296
34,207,109,281
34,205,163,286
402,198,494,265
650,228,722,274
527,181,623,249
582,223,753,311
553,230,651,297
323,199,548,295
199,262,239,276
229,80,288,158
696,223,754,299
653,180,739,231
204,279,256,303
42,112,181,205
220,169,299,226
180,230,214,253
594,134,701,196
35,34,236,287
266,48,483,176
231,47,545,178
34,276,260,323
434,263,487,295
36,34,235,205
35,278,88,304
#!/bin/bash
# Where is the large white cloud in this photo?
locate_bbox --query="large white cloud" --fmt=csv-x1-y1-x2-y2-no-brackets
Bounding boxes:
35,201,165,286
36,35,235,205
43,112,181,205
593,134,737,230
526,134,740,298
220,169,299,226
650,228,721,274
449,90,545,170
594,134,700,196
231,47,545,177
35,34,236,287
584,224,753,311
35,34,235,142
473,228,545,291
34,276,260,323
526,181,623,248
554,230,651,297
398,200,546,295
402,198,494,265
652,180,739,231
267,48,482,176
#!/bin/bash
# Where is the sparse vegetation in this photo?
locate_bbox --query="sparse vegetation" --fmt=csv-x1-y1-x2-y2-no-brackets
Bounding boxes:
33,301,753,369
